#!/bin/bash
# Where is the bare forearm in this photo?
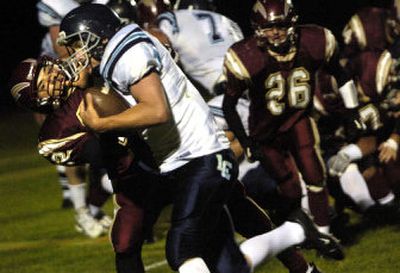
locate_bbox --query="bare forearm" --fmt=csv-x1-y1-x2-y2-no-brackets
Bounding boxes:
98,102,170,132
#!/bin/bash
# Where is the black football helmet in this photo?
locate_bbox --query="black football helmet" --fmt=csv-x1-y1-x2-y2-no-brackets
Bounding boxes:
174,0,215,10
107,0,138,25
251,0,297,53
57,4,122,80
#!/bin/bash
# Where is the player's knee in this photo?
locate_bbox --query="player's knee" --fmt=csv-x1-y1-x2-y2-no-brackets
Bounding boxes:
111,219,143,253
113,239,141,254
112,195,144,253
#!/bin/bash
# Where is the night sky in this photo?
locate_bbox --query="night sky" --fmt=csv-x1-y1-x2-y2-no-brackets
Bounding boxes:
0,0,370,113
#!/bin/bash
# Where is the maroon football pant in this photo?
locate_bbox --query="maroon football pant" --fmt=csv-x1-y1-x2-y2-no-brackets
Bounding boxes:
260,116,330,226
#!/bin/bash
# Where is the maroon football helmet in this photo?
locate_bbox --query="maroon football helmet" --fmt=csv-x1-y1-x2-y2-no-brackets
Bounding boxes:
136,0,171,28
9,56,71,112
251,0,297,53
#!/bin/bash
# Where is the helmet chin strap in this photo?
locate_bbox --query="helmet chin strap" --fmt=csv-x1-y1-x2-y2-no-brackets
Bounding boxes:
269,40,291,55
255,35,291,55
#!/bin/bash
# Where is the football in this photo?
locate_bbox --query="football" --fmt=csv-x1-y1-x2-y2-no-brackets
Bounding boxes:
85,85,129,117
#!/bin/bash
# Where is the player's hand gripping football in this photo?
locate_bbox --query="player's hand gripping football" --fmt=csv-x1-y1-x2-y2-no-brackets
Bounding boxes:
79,92,104,133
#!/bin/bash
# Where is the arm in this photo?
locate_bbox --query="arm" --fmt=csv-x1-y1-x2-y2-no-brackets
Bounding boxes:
36,1,69,58
325,37,365,141
324,28,359,109
327,136,376,177
378,133,399,163
223,95,263,162
49,25,69,58
79,72,171,132
223,94,250,148
225,130,244,160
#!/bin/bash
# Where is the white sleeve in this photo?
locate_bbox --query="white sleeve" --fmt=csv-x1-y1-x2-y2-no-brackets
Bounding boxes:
157,11,179,39
208,95,229,130
224,17,244,42
105,42,163,91
37,0,63,26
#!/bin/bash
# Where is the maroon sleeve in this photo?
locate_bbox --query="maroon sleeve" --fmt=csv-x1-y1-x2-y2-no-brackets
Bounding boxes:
37,89,95,166
222,45,253,147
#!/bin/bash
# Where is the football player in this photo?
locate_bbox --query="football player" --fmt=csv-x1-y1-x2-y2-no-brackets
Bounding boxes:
222,0,363,236
311,69,377,217
35,0,135,230
8,57,112,238
327,49,400,223
208,94,332,273
57,4,343,272
35,0,102,213
8,55,165,272
57,4,243,272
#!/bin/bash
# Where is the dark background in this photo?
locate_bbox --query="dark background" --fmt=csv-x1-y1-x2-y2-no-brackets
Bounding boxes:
0,0,380,113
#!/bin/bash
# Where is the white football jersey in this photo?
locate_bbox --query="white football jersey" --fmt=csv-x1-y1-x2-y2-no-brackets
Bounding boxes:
36,0,109,56
100,24,230,173
157,10,243,95
37,0,109,27
207,94,259,180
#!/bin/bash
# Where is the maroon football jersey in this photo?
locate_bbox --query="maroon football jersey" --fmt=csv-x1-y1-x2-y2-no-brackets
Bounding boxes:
37,87,156,179
349,50,393,101
224,25,338,143
342,7,399,58
37,89,94,165
313,69,346,116
347,49,395,133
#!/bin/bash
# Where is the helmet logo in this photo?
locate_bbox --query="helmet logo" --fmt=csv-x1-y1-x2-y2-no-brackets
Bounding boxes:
57,31,67,46
253,1,268,20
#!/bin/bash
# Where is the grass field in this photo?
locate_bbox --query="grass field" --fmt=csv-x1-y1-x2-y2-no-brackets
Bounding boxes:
1,109,400,273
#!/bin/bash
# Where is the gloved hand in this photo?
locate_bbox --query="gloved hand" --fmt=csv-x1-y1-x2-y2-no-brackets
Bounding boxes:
343,108,366,142
244,141,264,163
327,152,351,177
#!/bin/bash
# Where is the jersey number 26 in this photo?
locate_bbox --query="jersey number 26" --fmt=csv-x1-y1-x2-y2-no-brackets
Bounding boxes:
265,67,311,115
